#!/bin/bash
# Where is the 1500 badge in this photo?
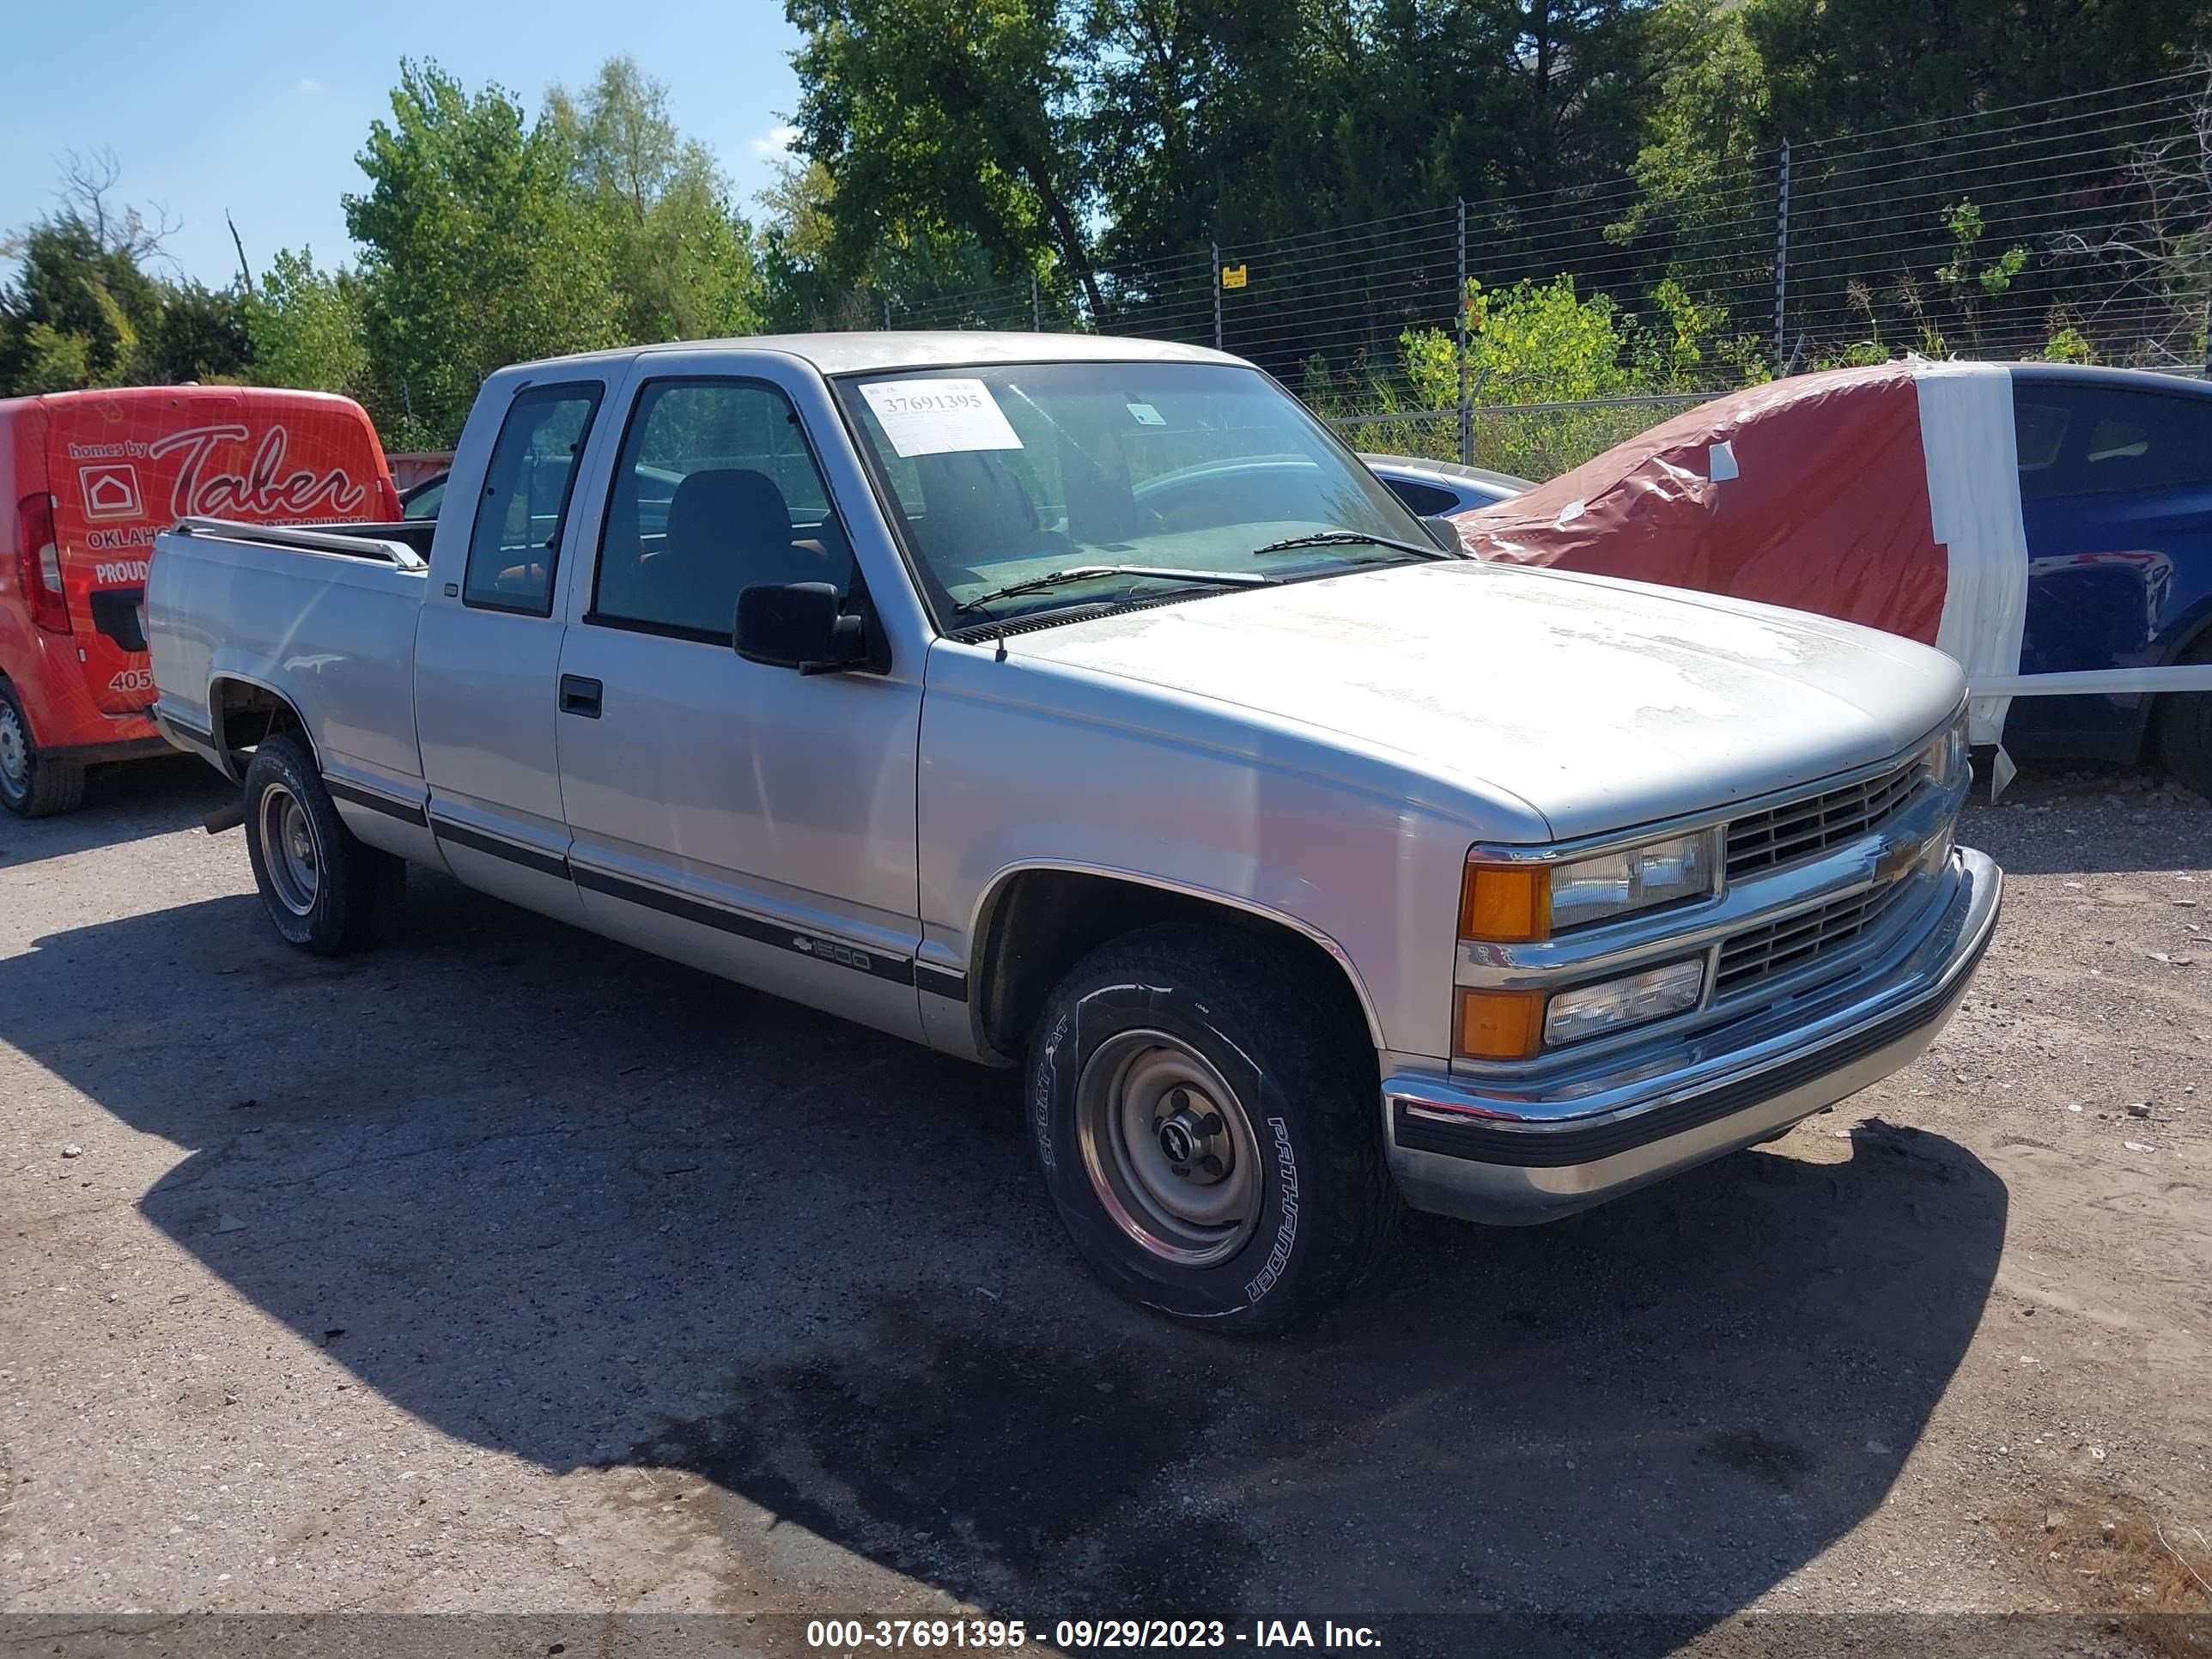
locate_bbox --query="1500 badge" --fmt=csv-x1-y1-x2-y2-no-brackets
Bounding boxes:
793,934,873,972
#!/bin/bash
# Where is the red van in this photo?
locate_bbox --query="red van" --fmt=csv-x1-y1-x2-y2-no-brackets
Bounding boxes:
1,386,400,816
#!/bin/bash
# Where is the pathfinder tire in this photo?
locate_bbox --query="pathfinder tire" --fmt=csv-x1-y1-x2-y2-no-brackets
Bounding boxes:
1024,921,1401,1333
242,732,405,954
0,680,86,818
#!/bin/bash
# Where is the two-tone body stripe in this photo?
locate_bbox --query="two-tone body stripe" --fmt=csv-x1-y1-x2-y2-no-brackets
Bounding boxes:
429,813,569,878
325,775,429,827
411,804,970,1000
568,862,915,986
913,963,968,1001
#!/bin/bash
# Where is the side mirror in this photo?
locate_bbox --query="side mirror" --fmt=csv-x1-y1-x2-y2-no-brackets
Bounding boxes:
1419,514,1463,554
736,581,867,675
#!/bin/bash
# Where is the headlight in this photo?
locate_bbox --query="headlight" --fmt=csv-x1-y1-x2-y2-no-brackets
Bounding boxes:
1542,958,1705,1047
1461,832,1717,942
1922,711,1969,792
1549,834,1714,932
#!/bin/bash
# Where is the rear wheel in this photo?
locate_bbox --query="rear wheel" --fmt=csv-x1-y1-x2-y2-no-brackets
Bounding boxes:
242,732,405,953
2155,639,2212,797
0,680,85,818
1024,921,1401,1333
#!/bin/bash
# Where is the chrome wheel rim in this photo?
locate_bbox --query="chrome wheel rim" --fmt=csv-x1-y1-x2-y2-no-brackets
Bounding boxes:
258,783,319,915
1075,1028,1262,1267
0,703,27,799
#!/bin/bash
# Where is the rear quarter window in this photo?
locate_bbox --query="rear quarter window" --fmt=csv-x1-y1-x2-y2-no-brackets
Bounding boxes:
463,383,603,615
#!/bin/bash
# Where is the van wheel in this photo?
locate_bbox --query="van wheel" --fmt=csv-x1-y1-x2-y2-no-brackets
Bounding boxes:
242,732,405,954
0,681,85,818
2155,639,2212,797
1024,921,1401,1334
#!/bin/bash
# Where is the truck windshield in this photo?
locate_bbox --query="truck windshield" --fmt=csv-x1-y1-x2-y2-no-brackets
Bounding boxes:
832,361,1441,629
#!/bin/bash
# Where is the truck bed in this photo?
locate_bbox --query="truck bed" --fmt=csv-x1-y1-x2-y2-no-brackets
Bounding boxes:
148,520,428,788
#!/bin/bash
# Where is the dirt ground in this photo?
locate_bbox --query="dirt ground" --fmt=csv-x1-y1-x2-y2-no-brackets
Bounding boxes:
2,755,2207,1657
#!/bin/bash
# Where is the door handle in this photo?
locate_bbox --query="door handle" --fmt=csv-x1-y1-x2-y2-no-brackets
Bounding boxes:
558,674,603,718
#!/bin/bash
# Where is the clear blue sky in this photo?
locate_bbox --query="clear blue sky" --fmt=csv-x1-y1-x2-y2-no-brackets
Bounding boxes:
0,0,805,288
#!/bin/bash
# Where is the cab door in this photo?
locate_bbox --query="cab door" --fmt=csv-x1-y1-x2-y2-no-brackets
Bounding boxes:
414,374,615,923
551,366,926,1038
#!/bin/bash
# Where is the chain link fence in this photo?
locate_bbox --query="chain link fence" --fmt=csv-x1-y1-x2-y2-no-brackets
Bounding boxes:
878,70,2212,478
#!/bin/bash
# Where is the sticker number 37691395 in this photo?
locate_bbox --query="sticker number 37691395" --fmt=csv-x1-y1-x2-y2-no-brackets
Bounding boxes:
859,378,1024,459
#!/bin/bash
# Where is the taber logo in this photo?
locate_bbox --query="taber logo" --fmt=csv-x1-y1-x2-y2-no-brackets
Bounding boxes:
78,463,144,522
149,423,370,520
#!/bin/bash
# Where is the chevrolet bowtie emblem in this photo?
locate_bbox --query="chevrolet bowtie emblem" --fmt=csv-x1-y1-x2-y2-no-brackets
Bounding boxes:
1874,834,1926,886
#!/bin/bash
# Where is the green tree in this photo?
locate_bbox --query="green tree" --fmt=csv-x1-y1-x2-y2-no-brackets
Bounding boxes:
755,155,1018,331
547,58,766,342
246,247,370,396
0,152,170,392
143,279,252,384
345,60,624,443
787,0,1109,318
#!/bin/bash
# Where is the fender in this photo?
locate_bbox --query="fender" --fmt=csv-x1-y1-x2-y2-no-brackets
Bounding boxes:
204,669,316,780
963,856,1389,1054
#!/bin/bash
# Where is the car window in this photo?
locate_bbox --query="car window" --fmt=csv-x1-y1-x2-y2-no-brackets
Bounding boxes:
463,385,601,615
590,379,854,642
1379,477,1462,518
403,478,446,520
2016,385,2212,501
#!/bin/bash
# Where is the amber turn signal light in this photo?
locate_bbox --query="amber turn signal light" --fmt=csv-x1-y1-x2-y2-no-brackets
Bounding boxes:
1455,988,1547,1060
1460,862,1550,942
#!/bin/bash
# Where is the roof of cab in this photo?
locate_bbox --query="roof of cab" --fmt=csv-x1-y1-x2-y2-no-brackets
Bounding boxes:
508,331,1243,377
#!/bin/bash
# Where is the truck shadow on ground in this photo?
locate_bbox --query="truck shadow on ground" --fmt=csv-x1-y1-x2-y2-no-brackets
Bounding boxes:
0,756,229,871
2,872,2008,1650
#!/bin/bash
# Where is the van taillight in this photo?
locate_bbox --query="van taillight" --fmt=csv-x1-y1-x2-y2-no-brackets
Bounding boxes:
15,493,70,634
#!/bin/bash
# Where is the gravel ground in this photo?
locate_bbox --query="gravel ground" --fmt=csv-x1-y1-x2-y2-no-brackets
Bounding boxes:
1,755,2207,1656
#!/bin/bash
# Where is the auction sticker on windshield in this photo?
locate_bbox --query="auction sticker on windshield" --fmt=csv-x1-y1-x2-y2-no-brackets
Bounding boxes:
859,378,1024,457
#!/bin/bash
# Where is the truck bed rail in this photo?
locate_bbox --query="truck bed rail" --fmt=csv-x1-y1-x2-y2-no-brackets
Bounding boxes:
170,517,431,571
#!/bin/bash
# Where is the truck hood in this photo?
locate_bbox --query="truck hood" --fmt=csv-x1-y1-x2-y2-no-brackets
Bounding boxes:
1005,559,1965,841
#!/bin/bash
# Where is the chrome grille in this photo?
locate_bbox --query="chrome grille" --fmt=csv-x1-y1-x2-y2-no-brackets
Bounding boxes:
1726,758,1925,880
1714,878,1921,1000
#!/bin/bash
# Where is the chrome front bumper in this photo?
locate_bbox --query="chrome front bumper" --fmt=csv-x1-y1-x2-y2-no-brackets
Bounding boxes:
1382,847,2002,1224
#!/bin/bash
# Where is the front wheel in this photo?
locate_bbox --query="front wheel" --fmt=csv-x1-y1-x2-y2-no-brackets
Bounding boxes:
1024,922,1401,1333
242,732,405,954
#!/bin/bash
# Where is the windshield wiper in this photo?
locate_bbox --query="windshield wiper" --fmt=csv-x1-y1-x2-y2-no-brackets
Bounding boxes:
954,563,1273,618
1249,530,1456,561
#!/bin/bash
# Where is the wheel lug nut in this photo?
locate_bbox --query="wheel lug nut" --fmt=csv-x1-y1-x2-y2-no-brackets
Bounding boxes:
1200,1153,1224,1177
1197,1112,1224,1137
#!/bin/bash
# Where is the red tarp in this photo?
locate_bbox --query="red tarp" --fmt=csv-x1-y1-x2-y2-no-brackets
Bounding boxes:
1448,364,1950,646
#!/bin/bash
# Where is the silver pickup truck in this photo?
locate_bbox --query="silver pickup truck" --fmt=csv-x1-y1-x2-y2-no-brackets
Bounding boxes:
148,332,2002,1330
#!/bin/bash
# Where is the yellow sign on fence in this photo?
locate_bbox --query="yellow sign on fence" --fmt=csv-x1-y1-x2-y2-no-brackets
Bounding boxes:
1221,264,1248,289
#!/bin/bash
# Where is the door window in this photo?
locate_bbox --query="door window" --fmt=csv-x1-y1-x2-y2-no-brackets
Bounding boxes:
589,379,854,642
463,384,603,615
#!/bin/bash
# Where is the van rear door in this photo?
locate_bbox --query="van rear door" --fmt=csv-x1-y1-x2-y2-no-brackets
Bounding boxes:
44,389,399,716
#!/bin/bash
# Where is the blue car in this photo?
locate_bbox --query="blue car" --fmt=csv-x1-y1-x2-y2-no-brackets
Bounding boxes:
2002,365,2212,786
